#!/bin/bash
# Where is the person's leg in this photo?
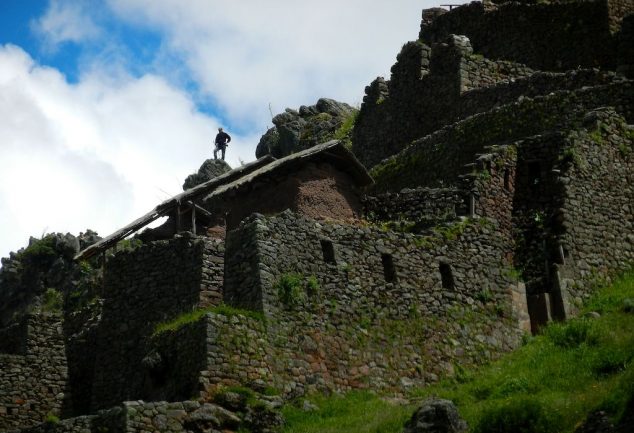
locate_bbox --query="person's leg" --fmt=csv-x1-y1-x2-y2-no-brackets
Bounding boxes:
221,146,226,160
214,146,218,159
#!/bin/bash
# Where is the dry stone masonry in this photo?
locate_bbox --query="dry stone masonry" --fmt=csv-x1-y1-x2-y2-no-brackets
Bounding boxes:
1,0,633,431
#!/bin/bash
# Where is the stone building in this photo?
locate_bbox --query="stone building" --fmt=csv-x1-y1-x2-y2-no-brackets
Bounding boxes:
1,0,633,431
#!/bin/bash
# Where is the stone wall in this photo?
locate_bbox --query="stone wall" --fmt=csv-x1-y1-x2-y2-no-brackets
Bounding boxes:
63,300,102,416
223,211,528,396
419,0,632,71
90,235,224,411
353,35,536,168
353,30,622,169
0,314,68,431
370,81,633,193
457,109,633,330
15,400,246,433
461,145,518,239
145,317,208,403
555,108,634,309
201,313,272,394
363,187,468,230
13,407,124,433
224,219,263,311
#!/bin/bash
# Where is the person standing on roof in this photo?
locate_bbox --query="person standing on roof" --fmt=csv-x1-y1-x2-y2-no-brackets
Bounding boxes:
214,127,231,160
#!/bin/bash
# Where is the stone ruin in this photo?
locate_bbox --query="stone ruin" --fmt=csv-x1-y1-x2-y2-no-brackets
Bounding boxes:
1,0,633,432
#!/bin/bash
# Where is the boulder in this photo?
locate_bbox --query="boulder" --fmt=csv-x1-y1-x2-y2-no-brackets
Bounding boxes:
183,159,232,190
184,403,241,432
255,98,357,158
573,411,614,433
403,398,467,433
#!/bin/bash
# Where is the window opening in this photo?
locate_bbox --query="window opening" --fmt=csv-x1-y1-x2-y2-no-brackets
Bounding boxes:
439,262,455,290
381,253,397,283
320,239,336,264
504,168,511,191
528,161,541,186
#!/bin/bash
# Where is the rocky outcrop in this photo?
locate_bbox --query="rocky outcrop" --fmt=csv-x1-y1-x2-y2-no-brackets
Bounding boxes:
0,231,102,327
183,159,232,190
255,98,357,158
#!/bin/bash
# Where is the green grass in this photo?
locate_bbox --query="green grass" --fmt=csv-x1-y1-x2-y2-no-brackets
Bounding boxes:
282,391,413,433
153,304,264,335
282,270,634,433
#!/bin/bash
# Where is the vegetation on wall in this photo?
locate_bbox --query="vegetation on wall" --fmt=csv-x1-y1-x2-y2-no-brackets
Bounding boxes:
274,272,320,308
153,303,264,335
333,110,359,149
282,269,634,433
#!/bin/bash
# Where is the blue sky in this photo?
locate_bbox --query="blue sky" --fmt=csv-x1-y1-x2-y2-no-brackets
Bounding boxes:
0,0,460,262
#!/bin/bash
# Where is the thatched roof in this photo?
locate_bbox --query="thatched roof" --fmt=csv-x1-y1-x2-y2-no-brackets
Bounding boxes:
74,155,274,261
202,140,373,203
75,140,372,261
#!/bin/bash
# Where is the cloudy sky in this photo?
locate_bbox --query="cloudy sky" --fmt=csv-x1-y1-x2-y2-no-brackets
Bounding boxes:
0,0,460,262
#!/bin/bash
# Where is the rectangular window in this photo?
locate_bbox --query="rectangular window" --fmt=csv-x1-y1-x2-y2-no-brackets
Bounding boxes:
439,262,455,290
320,239,336,264
382,253,397,283
504,168,511,191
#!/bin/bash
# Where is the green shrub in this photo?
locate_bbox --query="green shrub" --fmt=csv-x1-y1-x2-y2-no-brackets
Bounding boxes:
597,366,634,421
45,413,60,424
275,272,320,307
333,110,359,149
474,397,563,433
306,275,319,297
543,319,594,348
117,237,143,252
492,377,531,398
476,288,494,303
590,347,631,377
41,288,63,313
276,272,305,306
20,235,57,266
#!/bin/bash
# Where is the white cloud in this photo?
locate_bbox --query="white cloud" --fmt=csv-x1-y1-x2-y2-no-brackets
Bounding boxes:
31,0,102,50
1,0,468,260
106,0,438,129
0,44,254,260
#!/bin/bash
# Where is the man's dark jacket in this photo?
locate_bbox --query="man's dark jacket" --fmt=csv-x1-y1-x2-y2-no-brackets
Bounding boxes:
215,131,231,147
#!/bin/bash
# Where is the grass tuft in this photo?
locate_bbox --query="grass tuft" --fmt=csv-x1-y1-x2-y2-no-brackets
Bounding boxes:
153,304,264,335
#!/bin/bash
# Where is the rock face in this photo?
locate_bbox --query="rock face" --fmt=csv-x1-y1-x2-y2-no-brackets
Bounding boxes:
183,159,232,190
255,98,357,158
403,398,468,433
0,231,102,327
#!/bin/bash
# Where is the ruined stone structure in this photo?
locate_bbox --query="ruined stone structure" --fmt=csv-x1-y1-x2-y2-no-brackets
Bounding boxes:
0,314,68,430
1,0,633,432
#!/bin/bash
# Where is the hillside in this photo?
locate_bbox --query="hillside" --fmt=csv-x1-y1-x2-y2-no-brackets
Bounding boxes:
282,270,634,433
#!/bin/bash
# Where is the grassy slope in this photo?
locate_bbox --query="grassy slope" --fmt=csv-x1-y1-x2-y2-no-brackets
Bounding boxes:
282,271,634,433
